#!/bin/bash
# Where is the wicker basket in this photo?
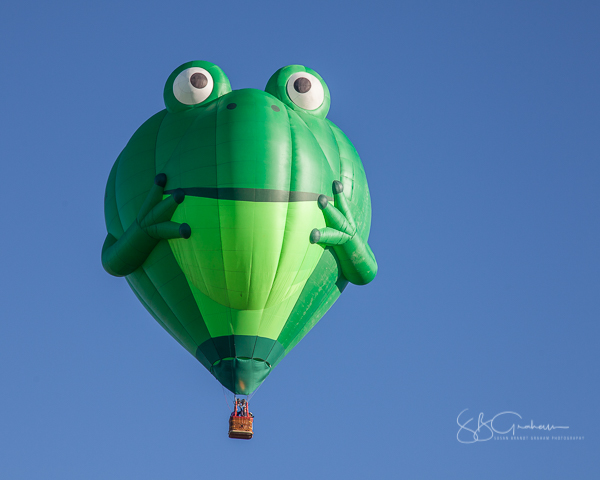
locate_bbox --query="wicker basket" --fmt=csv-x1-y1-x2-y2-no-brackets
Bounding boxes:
229,416,254,439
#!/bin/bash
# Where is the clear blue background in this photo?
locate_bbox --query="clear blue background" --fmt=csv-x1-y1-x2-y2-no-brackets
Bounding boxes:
1,1,598,478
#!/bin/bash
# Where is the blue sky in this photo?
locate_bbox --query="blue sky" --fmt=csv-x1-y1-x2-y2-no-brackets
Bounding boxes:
1,1,598,478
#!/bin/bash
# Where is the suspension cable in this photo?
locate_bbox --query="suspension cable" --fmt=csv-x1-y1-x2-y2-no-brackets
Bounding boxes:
221,385,233,412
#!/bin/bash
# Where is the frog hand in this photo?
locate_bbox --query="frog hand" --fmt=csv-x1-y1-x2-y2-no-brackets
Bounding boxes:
102,173,191,277
310,180,377,285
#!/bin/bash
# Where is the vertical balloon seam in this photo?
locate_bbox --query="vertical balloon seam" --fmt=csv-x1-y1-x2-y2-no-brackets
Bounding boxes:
145,265,204,347
286,211,320,298
174,114,214,317
270,110,332,347
212,95,227,314
114,111,158,232
215,95,237,338
273,270,322,354
150,111,217,360
284,109,327,305
325,121,343,188
213,95,238,392
187,105,223,364
274,254,326,348
139,127,205,354
276,250,338,353
238,109,293,376
257,106,296,308
125,276,187,349
256,111,326,358
283,264,343,354
185,227,222,347
173,134,212,304
245,194,256,328
246,202,259,361
250,106,295,362
128,272,198,355
252,184,291,336
279,233,318,348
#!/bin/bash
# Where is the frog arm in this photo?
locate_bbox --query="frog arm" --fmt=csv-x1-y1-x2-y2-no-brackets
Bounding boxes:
101,174,191,277
310,181,378,285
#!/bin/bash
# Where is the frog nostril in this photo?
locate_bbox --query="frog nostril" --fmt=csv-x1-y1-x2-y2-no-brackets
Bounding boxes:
227,103,237,110
271,105,280,112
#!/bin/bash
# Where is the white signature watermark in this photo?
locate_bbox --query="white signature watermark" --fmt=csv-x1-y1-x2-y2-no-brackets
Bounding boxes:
456,409,579,444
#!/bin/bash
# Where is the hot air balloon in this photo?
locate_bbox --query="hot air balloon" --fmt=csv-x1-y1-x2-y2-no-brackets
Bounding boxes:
102,61,377,438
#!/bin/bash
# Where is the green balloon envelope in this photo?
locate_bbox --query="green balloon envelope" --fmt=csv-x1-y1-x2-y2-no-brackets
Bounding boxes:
103,62,377,394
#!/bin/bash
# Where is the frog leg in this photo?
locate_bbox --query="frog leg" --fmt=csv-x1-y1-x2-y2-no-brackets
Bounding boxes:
310,181,377,285
102,174,191,277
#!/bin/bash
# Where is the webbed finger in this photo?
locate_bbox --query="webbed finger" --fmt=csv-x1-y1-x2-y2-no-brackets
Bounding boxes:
317,194,355,236
331,181,356,230
310,227,351,246
137,174,169,222
141,188,185,227
146,221,191,240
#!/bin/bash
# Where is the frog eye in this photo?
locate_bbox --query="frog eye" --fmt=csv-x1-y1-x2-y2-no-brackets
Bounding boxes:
172,67,214,105
286,72,324,110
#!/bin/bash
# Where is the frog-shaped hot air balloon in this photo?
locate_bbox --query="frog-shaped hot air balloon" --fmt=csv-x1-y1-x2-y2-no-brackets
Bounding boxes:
102,61,377,437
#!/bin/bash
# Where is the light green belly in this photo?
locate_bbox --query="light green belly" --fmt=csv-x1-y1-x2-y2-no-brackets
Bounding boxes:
168,196,325,339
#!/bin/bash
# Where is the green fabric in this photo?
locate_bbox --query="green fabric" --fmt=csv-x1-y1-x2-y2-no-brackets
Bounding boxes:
102,61,377,394
168,197,325,334
211,358,271,396
196,335,285,365
277,249,348,355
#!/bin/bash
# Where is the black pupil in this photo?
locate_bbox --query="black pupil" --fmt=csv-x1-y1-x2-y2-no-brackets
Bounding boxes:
294,77,311,94
190,73,208,89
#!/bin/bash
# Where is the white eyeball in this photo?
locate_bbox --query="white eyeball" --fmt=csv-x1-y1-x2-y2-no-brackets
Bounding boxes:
172,67,214,105
286,72,324,110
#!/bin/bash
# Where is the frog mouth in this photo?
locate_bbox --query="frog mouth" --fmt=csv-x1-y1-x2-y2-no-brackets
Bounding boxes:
165,187,333,203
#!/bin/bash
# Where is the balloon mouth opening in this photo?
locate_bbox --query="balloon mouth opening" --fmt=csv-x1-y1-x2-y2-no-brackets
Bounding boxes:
211,357,272,395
